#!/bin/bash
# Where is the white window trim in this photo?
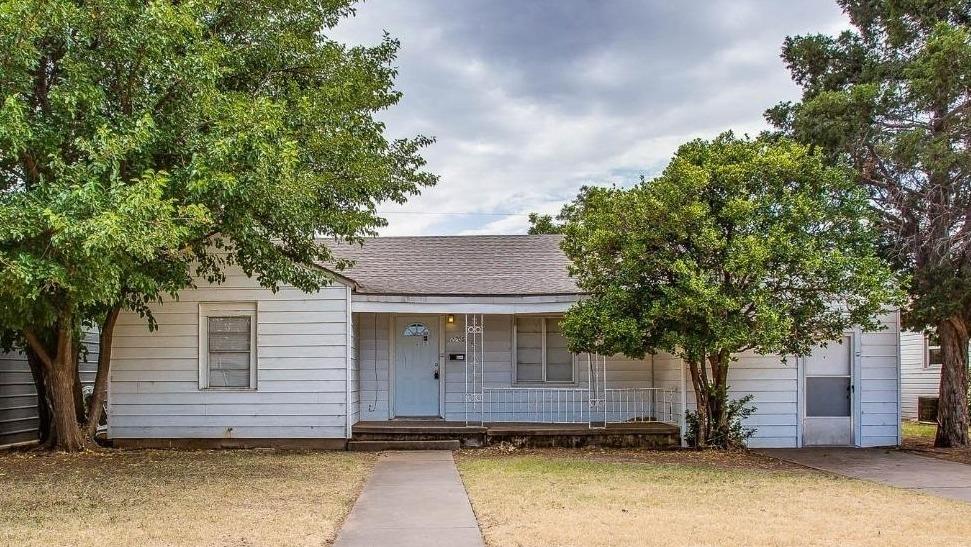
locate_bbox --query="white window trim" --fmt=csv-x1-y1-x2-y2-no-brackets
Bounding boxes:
925,334,942,369
512,315,576,385
199,302,258,391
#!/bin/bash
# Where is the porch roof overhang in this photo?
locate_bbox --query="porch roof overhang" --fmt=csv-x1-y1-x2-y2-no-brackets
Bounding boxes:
350,293,582,314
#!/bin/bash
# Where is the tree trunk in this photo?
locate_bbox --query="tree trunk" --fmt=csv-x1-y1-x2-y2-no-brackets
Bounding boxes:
708,351,731,445
686,352,736,448
86,306,119,439
25,347,53,447
686,359,711,446
936,317,970,448
25,320,87,452
49,322,86,451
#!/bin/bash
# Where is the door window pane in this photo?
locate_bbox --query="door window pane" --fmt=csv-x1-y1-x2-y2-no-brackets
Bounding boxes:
403,323,430,337
806,377,851,417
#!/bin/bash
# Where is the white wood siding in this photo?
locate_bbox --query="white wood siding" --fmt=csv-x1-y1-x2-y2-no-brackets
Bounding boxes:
1,332,98,448
350,307,360,426
0,351,39,447
727,351,800,448
900,330,938,420
857,313,902,447
108,268,350,439
355,312,391,421
656,350,800,449
653,313,901,448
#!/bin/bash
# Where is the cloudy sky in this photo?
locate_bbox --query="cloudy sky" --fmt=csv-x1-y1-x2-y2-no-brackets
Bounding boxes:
329,1,849,236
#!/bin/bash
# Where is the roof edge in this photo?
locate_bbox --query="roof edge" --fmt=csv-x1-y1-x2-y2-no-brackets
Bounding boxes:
352,291,583,297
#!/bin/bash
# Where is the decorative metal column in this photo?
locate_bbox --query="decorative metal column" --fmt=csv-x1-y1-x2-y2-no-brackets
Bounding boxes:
587,353,607,428
464,314,485,426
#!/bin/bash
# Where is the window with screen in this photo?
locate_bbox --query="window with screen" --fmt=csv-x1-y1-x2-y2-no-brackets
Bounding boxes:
515,317,574,383
200,304,256,390
926,331,943,368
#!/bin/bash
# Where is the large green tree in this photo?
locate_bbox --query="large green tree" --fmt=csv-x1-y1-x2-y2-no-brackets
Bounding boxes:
560,134,900,448
768,0,971,447
526,212,563,235
0,0,435,450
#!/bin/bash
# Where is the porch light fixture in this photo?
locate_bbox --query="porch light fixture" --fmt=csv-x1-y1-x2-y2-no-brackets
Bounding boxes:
447,314,455,324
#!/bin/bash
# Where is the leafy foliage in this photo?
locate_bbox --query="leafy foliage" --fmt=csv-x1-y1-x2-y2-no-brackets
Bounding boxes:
561,133,899,360
560,133,901,447
0,1,435,319
526,212,563,235
0,0,435,449
769,0,971,447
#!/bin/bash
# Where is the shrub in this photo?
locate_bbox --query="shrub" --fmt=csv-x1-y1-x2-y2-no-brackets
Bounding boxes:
684,394,757,449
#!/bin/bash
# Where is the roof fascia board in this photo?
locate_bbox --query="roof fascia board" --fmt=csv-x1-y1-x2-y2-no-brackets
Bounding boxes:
351,300,576,314
352,294,581,304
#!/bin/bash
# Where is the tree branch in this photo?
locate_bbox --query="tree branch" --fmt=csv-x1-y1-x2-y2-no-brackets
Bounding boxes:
23,328,53,373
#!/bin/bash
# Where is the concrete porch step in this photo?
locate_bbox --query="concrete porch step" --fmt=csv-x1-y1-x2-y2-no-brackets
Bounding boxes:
350,420,681,449
346,439,461,451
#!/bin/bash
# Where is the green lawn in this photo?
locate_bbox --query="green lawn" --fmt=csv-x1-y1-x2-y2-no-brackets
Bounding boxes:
902,420,938,440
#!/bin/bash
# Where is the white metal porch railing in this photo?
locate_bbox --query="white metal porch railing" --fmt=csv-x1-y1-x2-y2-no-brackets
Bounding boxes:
483,387,591,424
605,387,677,424
481,387,679,426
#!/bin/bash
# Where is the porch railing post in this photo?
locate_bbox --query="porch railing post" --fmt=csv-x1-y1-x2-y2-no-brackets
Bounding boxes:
462,314,471,426
463,313,485,426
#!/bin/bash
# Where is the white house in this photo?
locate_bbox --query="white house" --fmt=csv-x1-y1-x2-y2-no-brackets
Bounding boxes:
107,235,902,449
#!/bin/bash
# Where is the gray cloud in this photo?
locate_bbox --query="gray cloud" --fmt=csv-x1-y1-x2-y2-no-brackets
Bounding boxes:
329,0,848,235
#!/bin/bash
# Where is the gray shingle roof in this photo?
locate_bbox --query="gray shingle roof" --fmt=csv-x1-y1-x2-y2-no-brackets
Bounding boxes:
323,235,579,296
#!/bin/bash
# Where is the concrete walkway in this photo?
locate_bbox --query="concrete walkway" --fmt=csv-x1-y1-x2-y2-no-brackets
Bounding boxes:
762,448,971,503
334,450,485,547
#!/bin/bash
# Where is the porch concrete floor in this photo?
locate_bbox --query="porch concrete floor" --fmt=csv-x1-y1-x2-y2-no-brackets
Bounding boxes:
486,421,678,435
761,448,971,503
333,451,485,547
352,420,486,434
352,420,678,435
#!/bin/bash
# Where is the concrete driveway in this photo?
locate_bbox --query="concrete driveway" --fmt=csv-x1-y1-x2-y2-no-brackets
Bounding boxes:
761,448,971,503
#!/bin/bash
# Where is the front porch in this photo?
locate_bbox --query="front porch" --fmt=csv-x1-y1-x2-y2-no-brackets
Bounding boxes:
349,420,681,450
353,308,684,448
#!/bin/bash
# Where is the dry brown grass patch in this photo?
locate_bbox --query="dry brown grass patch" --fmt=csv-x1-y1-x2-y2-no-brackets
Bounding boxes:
461,445,803,471
457,448,971,546
0,449,375,547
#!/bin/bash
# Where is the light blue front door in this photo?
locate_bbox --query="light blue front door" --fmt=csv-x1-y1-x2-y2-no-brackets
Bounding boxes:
394,316,440,416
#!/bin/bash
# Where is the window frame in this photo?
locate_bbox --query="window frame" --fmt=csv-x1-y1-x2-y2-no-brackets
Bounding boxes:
925,331,943,369
512,315,576,385
199,302,258,391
